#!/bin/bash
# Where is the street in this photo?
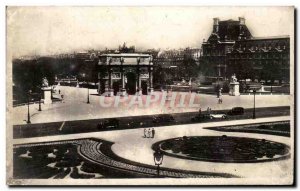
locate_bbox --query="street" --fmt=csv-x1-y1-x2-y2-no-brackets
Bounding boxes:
13,106,289,139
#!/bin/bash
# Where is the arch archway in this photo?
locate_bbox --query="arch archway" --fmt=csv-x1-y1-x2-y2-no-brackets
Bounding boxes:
141,80,148,95
125,72,136,95
112,81,120,96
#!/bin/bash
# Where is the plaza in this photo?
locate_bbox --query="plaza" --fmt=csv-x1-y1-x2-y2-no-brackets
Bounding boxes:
10,85,293,184
12,86,291,125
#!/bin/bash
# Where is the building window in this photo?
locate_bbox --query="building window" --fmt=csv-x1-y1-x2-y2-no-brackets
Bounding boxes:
263,43,266,49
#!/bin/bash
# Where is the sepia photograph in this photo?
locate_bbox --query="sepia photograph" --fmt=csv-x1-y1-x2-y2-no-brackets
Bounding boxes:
6,6,295,186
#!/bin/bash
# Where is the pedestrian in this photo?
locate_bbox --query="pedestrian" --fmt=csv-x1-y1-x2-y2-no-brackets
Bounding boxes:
59,90,61,94
147,128,152,138
143,128,147,138
199,108,202,115
152,128,155,138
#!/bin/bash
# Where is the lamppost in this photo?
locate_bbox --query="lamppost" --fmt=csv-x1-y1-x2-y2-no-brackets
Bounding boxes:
27,90,32,124
82,73,90,104
87,87,90,104
153,149,164,177
253,89,256,119
38,92,42,111
37,86,42,111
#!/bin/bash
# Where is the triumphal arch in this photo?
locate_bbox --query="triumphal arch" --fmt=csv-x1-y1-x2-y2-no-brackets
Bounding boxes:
97,53,154,96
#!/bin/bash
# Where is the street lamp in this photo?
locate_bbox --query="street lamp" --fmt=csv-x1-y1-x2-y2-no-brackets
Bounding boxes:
82,73,90,104
87,87,90,104
253,89,256,119
27,90,32,124
38,92,42,111
37,86,42,111
153,149,164,177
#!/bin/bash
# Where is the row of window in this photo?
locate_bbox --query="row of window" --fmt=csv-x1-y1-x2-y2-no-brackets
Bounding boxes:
229,60,290,66
235,42,288,51
228,53,289,59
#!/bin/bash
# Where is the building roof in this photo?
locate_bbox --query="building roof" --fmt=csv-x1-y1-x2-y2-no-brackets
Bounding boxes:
246,35,290,40
208,19,252,42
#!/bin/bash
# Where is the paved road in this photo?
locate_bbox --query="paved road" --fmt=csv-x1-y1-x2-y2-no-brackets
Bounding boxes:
13,106,290,139
14,138,236,178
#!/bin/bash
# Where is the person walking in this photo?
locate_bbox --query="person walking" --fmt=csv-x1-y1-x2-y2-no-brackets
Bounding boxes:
144,128,147,138
199,108,202,115
152,128,155,138
207,107,210,114
147,128,152,138
58,89,61,94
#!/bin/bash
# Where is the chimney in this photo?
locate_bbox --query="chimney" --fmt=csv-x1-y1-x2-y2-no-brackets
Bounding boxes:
213,17,219,33
239,17,245,37
239,17,245,25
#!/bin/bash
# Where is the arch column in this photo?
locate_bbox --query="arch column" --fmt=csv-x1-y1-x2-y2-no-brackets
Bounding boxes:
136,57,142,96
98,79,101,94
148,66,154,95
108,67,114,96
119,70,127,96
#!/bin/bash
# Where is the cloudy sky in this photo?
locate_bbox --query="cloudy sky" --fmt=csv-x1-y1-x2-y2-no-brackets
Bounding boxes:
7,6,294,58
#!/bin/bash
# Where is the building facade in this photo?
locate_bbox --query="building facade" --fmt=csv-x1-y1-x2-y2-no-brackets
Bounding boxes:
97,53,153,96
200,17,290,83
227,36,290,83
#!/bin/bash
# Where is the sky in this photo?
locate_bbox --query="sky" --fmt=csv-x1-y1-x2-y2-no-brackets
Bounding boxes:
7,6,294,58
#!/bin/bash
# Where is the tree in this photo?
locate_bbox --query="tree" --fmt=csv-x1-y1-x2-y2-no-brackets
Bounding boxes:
153,64,165,87
182,56,198,79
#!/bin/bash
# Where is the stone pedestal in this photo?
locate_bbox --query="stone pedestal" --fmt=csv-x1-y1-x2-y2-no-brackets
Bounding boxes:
118,89,127,97
148,87,154,95
42,87,52,104
136,89,142,96
229,82,240,96
104,89,114,97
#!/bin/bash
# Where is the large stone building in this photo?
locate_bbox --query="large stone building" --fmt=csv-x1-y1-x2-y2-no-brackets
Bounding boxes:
97,53,153,96
227,36,290,83
200,17,290,84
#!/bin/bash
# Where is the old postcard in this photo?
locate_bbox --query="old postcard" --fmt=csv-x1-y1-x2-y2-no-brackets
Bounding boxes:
6,6,295,185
